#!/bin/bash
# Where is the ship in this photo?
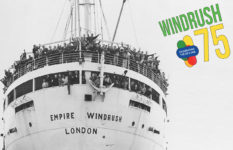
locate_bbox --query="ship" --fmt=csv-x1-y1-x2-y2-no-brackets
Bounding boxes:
1,0,169,150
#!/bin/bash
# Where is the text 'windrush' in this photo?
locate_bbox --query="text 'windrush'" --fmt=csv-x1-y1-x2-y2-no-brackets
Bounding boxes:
158,4,222,37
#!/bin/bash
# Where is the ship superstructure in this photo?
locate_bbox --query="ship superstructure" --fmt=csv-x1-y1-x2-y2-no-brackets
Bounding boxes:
1,1,169,150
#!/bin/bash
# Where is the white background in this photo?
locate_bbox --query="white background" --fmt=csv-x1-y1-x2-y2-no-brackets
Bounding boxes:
0,0,233,150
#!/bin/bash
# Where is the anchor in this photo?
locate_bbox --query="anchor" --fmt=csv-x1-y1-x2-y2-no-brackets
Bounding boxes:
88,50,114,95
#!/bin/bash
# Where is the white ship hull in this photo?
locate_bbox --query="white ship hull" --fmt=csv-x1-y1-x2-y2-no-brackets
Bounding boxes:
3,62,167,150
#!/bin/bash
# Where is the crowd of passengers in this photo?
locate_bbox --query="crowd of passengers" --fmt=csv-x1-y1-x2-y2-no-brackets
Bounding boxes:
41,71,153,98
41,71,80,89
1,34,168,93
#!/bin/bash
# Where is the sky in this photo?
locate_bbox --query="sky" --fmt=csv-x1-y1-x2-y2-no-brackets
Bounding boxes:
1,0,233,150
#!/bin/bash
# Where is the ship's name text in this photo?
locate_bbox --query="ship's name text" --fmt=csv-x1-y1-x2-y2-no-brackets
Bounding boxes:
50,112,75,121
65,127,98,135
50,112,122,123
87,112,122,122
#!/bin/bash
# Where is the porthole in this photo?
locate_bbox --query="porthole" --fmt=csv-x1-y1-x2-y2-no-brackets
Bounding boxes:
132,121,135,126
141,124,144,128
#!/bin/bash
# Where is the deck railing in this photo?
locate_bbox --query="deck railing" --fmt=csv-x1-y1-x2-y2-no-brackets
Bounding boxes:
7,50,168,94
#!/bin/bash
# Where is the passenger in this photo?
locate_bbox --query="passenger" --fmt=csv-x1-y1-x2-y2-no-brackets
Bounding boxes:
68,72,73,85
113,48,119,66
82,72,86,84
137,83,143,94
122,50,128,68
20,50,26,61
145,87,152,98
81,35,88,50
42,79,48,88
103,74,112,86
67,72,72,95
86,41,94,51
126,49,130,68
70,72,75,84
86,33,99,44
65,43,72,51
112,74,120,88
38,44,43,57
73,71,79,84
53,45,58,53
104,46,111,64
32,45,39,58
133,83,139,92
62,74,68,86
0,78,7,87
107,45,114,64
63,43,67,50
130,80,135,91
49,74,55,86
52,74,59,86
58,74,63,86
143,63,147,76
94,76,100,87
42,46,48,55
34,50,40,59
135,50,141,72
92,43,100,63
122,78,129,90
2,34,169,93
90,72,97,83
141,84,146,95
45,75,52,87
48,45,53,51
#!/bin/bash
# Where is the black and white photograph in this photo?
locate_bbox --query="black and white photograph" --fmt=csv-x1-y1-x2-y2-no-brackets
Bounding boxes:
0,0,232,150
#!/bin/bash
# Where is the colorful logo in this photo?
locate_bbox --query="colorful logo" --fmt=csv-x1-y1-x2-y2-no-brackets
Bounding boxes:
176,35,199,67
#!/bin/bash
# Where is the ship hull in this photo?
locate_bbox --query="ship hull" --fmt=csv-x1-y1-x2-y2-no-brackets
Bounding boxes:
5,85,166,150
